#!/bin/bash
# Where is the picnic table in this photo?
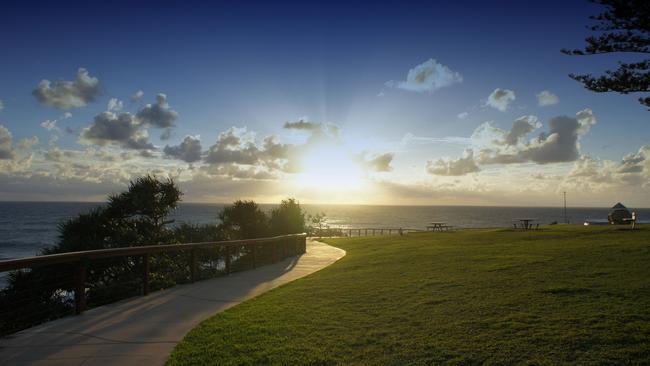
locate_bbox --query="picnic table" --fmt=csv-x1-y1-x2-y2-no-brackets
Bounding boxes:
427,222,450,232
513,218,538,231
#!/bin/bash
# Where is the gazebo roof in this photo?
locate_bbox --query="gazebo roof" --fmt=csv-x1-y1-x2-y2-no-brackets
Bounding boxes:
612,202,627,209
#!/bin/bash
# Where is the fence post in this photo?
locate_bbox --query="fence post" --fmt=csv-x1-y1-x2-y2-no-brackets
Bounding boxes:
282,237,287,258
190,249,197,283
74,260,87,315
143,253,150,295
225,245,231,274
251,242,256,268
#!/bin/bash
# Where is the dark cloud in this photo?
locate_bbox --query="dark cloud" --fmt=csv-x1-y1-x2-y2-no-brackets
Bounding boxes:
80,112,154,150
136,93,178,128
501,116,541,146
358,152,394,172
0,125,16,160
33,68,100,109
427,149,480,176
477,109,596,165
164,135,202,163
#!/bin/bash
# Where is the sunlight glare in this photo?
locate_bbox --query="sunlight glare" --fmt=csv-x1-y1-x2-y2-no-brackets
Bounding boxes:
294,145,365,190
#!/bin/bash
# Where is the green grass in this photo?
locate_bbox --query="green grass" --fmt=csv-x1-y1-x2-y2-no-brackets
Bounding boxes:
168,226,650,365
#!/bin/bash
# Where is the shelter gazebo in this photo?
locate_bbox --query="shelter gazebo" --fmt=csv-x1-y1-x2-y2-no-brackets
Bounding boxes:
608,202,632,225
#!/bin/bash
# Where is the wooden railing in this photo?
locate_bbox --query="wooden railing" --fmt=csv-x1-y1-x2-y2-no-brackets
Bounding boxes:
0,233,306,335
310,227,424,237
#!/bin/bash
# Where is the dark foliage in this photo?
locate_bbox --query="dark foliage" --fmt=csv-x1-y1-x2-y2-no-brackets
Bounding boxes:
217,200,269,239
0,175,184,335
0,184,306,336
562,0,650,109
269,198,306,236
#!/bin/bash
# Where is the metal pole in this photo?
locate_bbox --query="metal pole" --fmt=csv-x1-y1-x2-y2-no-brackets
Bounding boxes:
564,192,569,224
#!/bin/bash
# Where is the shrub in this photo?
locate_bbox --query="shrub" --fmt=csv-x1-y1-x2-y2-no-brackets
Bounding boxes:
269,198,306,236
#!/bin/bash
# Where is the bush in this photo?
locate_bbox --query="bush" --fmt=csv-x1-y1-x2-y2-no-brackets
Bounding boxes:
269,198,306,236
217,200,269,239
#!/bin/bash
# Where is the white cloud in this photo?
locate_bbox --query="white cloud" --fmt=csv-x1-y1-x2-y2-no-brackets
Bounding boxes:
486,88,515,112
386,59,462,93
457,112,469,119
132,90,144,102
537,90,559,106
107,98,124,112
562,146,650,192
41,119,58,131
32,68,100,109
18,136,39,150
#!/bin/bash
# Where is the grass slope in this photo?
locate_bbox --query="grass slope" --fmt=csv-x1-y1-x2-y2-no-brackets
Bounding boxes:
168,226,650,365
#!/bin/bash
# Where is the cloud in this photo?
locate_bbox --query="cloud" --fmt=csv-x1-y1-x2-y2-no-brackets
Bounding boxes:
385,59,462,93
486,88,515,111
537,90,559,106
562,146,650,192
283,120,339,139
476,109,596,164
41,119,58,131
107,98,124,112
164,135,202,163
80,111,153,150
18,136,39,150
201,127,292,180
32,68,99,109
205,127,270,166
502,116,542,146
426,149,480,176
160,128,172,141
80,94,178,150
132,90,144,103
0,125,16,159
40,112,72,132
283,120,320,130
457,112,469,119
135,93,178,128
401,132,471,146
357,152,394,172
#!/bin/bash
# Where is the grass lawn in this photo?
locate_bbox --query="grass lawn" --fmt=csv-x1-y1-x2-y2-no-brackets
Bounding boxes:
168,226,650,365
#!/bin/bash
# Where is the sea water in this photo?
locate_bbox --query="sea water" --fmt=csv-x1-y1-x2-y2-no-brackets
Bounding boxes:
1,201,648,260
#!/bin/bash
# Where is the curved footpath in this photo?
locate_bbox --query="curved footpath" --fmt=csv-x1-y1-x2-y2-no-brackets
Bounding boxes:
0,239,345,366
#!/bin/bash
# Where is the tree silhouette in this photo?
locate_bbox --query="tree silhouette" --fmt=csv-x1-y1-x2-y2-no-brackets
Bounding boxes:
217,200,269,239
269,198,306,236
562,0,650,109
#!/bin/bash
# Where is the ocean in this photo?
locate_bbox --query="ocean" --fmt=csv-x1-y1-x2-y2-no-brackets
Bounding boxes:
1,201,648,260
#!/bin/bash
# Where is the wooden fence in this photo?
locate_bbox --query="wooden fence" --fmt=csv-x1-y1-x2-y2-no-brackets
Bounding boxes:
0,233,306,335
311,227,424,237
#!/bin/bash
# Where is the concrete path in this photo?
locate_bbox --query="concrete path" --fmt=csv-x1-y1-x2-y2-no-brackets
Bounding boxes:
0,240,345,366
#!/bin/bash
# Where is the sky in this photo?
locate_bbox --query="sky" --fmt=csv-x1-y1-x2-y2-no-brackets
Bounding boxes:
0,0,649,206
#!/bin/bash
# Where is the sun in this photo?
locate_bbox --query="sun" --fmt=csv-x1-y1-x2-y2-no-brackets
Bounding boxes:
293,145,365,190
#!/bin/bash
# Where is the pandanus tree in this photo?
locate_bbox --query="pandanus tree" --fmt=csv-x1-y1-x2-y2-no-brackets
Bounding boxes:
563,0,650,109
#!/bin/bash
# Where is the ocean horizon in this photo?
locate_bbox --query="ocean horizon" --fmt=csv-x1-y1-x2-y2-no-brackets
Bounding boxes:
1,201,648,260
